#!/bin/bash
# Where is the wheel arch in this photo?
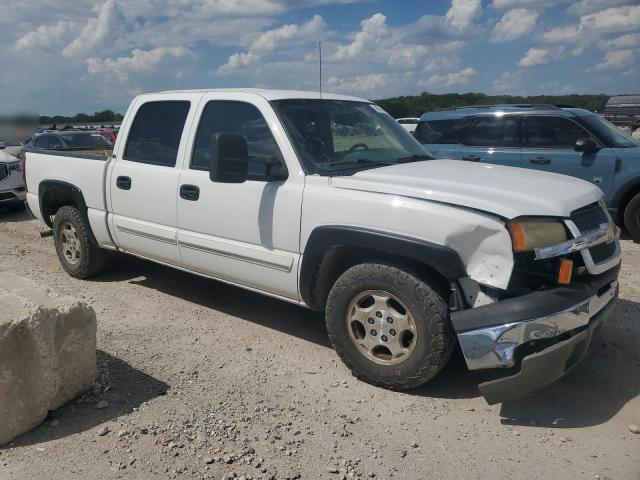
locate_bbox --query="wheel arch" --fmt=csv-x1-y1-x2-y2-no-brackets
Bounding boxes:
612,177,640,224
38,180,87,228
300,225,467,311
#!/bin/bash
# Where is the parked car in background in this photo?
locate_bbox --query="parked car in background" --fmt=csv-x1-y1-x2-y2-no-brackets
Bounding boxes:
25,89,621,404
604,95,640,130
28,131,113,154
0,148,25,211
96,128,117,143
415,104,640,241
395,117,419,133
0,140,6,149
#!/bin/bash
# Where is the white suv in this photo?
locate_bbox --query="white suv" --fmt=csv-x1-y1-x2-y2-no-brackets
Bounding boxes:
0,149,26,211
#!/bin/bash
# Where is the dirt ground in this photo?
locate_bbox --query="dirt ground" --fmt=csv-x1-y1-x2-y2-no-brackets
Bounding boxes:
0,207,639,480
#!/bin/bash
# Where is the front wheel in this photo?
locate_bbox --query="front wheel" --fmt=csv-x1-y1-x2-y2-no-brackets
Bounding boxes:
624,192,640,242
325,263,455,390
53,206,109,278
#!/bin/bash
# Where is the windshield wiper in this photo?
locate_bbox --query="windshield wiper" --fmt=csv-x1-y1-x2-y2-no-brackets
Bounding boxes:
328,158,393,168
395,153,432,163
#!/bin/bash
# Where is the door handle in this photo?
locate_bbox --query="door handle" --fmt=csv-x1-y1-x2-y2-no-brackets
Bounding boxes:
529,157,551,165
116,176,131,190
462,155,481,162
180,184,200,201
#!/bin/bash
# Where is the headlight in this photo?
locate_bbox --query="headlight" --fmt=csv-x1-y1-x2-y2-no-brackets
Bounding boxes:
508,219,568,253
8,161,22,173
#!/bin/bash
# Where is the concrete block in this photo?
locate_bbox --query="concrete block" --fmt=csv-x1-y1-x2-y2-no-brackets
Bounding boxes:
0,272,96,445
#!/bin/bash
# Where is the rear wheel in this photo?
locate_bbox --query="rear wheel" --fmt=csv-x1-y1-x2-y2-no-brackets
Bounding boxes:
53,206,109,278
325,263,455,390
623,192,640,242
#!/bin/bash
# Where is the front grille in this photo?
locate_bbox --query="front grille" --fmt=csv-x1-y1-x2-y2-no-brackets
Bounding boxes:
570,203,616,265
0,164,7,182
589,241,616,264
570,203,608,234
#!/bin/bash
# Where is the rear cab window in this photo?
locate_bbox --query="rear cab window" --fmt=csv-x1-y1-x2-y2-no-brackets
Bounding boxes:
124,101,191,167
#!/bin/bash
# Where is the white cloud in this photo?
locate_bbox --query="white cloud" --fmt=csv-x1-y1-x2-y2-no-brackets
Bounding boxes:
544,5,640,43
518,47,567,66
567,0,630,16
218,15,326,74
86,47,193,81
598,33,640,49
62,0,128,58
492,71,522,93
491,9,539,42
445,0,482,29
596,49,638,70
14,20,76,52
492,0,567,9
332,13,390,61
325,73,390,94
419,67,477,87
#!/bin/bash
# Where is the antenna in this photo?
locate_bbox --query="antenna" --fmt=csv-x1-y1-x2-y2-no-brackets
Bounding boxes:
319,40,322,98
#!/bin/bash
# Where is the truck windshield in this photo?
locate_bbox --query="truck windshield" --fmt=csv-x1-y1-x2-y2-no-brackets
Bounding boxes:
271,99,430,175
581,115,640,148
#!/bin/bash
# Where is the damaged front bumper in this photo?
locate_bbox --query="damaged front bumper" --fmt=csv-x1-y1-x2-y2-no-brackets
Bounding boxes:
451,264,620,404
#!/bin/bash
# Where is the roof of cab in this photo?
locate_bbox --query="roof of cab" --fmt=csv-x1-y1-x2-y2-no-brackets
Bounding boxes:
419,106,596,121
145,88,370,103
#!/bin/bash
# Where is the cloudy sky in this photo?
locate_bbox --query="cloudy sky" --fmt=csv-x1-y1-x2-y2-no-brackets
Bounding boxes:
1,0,639,115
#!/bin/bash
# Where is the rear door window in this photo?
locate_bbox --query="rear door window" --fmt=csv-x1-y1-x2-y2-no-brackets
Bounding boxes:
525,116,590,148
415,118,471,144
124,101,190,167
463,116,521,147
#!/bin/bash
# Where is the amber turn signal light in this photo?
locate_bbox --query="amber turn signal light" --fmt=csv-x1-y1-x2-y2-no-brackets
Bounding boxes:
509,222,528,252
557,259,573,285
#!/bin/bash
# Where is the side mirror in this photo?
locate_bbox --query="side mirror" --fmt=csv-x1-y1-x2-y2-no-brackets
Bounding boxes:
574,137,598,154
210,133,249,183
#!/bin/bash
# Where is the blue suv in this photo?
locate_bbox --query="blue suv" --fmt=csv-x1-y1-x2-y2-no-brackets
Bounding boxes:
415,104,640,241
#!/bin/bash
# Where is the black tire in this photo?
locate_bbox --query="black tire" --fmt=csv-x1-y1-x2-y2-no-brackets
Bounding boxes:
623,192,640,242
325,263,455,390
53,205,109,278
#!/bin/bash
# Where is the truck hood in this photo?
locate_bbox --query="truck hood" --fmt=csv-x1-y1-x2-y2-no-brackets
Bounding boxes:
330,160,602,219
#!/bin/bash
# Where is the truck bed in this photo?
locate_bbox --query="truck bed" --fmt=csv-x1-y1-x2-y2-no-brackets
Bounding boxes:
25,148,111,223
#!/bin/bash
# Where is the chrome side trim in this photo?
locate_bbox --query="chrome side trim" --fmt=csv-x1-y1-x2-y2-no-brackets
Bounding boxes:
179,241,293,272
534,223,614,260
115,225,177,245
458,281,618,370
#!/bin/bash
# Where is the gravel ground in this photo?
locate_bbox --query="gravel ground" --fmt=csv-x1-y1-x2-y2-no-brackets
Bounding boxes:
0,207,639,480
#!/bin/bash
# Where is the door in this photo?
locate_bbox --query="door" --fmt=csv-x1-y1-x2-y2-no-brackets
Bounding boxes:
522,116,616,198
108,97,197,265
456,115,522,166
176,94,304,301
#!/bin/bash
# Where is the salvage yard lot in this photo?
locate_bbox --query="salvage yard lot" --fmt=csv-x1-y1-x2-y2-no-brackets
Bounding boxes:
1,209,639,480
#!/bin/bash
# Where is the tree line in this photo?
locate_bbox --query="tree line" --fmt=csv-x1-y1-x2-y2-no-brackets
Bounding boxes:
11,93,612,126
375,92,610,118
38,110,124,124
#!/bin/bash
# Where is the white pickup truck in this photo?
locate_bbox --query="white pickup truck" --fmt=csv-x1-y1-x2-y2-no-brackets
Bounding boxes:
25,89,621,404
